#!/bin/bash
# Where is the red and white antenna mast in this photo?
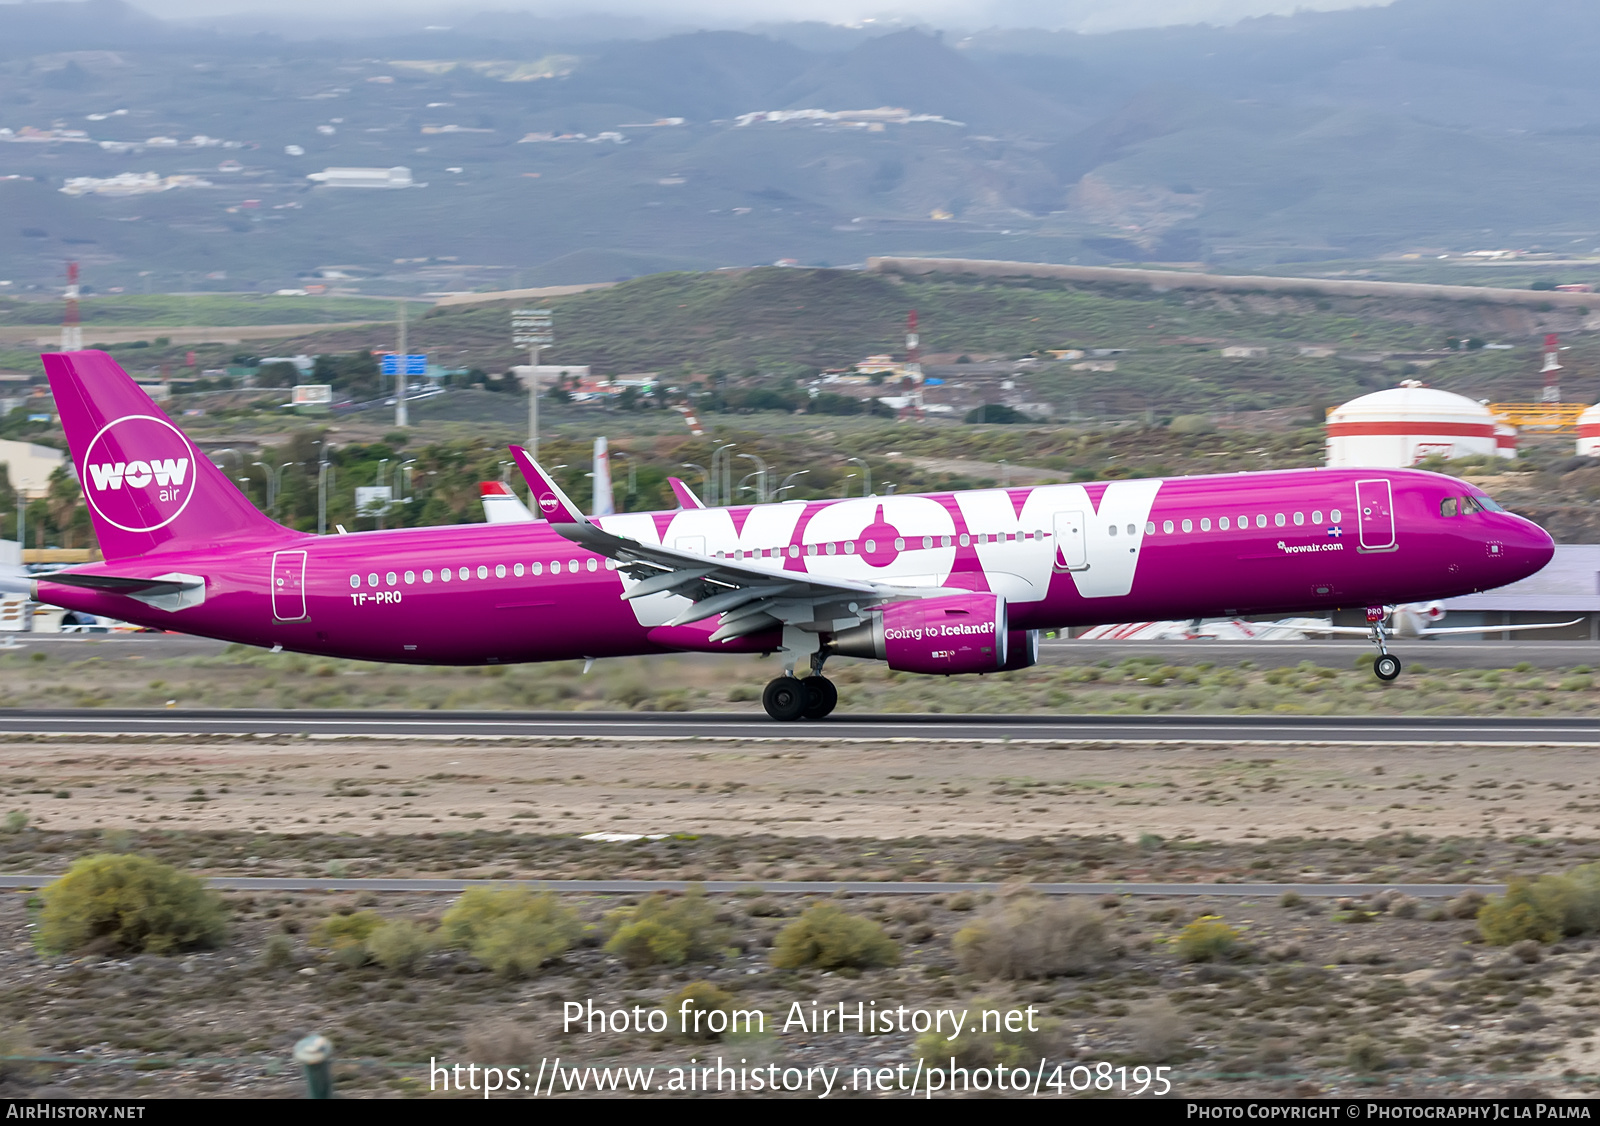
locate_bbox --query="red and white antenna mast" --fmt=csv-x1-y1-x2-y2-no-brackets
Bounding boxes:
1541,332,1562,403
60,261,82,352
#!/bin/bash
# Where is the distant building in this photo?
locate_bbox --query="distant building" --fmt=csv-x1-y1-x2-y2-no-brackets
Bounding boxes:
306,167,414,189
1221,346,1268,359
1297,346,1338,358
1326,382,1505,467
0,438,65,498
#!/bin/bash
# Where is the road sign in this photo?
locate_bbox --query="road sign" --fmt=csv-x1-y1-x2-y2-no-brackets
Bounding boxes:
380,354,428,376
355,486,393,514
512,308,553,346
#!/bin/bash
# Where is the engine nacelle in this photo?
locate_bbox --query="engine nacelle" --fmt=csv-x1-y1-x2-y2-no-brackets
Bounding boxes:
999,628,1040,671
829,592,1007,674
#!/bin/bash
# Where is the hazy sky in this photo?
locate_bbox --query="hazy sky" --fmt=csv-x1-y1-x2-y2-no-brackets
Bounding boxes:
117,0,1396,34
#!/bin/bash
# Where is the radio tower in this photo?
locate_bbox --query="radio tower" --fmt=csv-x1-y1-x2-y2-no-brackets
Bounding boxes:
60,261,82,352
1541,332,1562,403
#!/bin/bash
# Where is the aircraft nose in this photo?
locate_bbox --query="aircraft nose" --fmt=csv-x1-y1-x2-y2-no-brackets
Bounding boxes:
1499,514,1555,580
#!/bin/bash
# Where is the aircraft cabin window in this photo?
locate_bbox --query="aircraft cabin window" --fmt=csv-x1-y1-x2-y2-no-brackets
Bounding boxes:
1312,510,1323,523
422,569,433,583
514,563,524,577
1274,513,1286,527
367,573,379,587
1182,519,1193,533
1294,512,1305,526
844,542,856,554
587,558,598,572
348,575,359,589
531,562,543,576
825,542,837,556
893,538,905,551
1145,521,1156,535
495,564,506,578
1201,517,1212,531
440,568,451,583
1163,520,1174,534
1110,525,1120,537
386,572,397,586
1441,497,1460,518
941,535,953,547
459,567,470,581
1256,514,1268,529
1331,508,1343,523
789,545,800,558
1238,514,1248,528
404,570,415,584
959,534,970,547
1126,525,1135,536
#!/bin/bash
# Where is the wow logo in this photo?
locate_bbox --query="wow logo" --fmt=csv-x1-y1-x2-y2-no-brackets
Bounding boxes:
537,493,560,516
81,414,197,533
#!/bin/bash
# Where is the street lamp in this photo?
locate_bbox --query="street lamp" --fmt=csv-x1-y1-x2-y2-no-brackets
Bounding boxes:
611,451,637,510
736,452,768,502
845,456,871,498
776,469,809,499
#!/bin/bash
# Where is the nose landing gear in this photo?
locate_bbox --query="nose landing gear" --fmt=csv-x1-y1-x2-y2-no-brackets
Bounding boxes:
1367,605,1403,682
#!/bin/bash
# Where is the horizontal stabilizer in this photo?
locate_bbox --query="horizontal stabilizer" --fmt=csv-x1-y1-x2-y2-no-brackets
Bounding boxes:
43,573,199,596
508,446,587,525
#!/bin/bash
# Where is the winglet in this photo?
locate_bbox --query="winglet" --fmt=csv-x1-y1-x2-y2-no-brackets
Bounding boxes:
667,476,707,510
508,445,588,524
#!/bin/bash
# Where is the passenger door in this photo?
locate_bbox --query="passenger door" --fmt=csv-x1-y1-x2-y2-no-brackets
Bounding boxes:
1052,511,1088,572
1355,479,1398,553
271,550,308,621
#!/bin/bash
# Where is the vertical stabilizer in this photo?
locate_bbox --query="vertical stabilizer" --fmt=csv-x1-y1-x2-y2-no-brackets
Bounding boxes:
43,350,291,559
509,444,587,524
667,476,707,510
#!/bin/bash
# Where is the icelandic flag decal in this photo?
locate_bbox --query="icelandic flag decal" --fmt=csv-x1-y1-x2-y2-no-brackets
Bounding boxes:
1328,525,1343,538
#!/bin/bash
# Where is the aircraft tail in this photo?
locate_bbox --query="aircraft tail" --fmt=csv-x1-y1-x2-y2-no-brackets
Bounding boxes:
43,350,290,560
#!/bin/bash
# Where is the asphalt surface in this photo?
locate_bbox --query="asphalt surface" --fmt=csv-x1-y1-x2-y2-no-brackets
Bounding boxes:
11,632,1600,670
0,876,1504,897
0,708,1596,743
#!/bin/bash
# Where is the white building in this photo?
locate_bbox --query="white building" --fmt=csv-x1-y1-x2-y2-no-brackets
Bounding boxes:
306,167,414,189
0,439,65,498
1326,381,1503,468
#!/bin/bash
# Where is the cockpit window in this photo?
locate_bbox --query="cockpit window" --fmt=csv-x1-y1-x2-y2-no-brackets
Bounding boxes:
1440,497,1459,518
1463,494,1505,514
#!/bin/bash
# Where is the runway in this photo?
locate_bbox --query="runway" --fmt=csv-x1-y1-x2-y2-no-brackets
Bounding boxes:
1,707,1597,744
0,875,1506,897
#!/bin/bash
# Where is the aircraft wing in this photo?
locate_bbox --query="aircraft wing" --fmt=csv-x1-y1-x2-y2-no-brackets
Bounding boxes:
1421,619,1585,637
1276,619,1374,637
554,518,893,641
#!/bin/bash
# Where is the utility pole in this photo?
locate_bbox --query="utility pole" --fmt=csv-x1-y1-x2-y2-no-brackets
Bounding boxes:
512,309,553,461
395,300,409,428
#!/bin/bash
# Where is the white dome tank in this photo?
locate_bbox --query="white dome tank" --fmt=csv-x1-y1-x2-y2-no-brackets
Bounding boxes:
1326,380,1500,468
1578,403,1600,457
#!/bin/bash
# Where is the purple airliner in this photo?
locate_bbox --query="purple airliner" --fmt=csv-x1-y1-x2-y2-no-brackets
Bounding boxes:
32,351,1555,721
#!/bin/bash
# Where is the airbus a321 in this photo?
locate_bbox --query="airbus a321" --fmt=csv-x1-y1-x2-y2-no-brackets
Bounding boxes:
31,351,1556,721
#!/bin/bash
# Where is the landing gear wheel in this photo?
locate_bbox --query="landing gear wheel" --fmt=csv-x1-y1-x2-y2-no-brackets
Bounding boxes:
1374,654,1402,682
762,676,806,721
800,676,838,720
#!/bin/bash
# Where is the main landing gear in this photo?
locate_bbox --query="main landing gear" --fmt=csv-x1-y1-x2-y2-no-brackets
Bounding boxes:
1367,605,1403,682
762,630,838,721
762,675,838,721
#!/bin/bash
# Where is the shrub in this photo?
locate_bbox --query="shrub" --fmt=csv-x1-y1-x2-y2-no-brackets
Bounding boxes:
368,919,436,974
915,1000,1053,1068
1346,1033,1387,1072
260,932,294,969
1126,999,1188,1063
3,810,26,834
771,904,899,970
1174,917,1243,963
664,980,739,1042
1478,877,1572,945
38,853,227,955
604,887,724,968
311,909,384,952
953,896,1108,978
442,887,581,977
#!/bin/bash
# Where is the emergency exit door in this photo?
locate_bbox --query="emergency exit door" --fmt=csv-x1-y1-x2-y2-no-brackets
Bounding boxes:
1053,511,1088,571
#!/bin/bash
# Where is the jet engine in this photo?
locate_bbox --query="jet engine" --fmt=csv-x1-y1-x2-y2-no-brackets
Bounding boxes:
999,628,1040,671
829,592,1007,674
